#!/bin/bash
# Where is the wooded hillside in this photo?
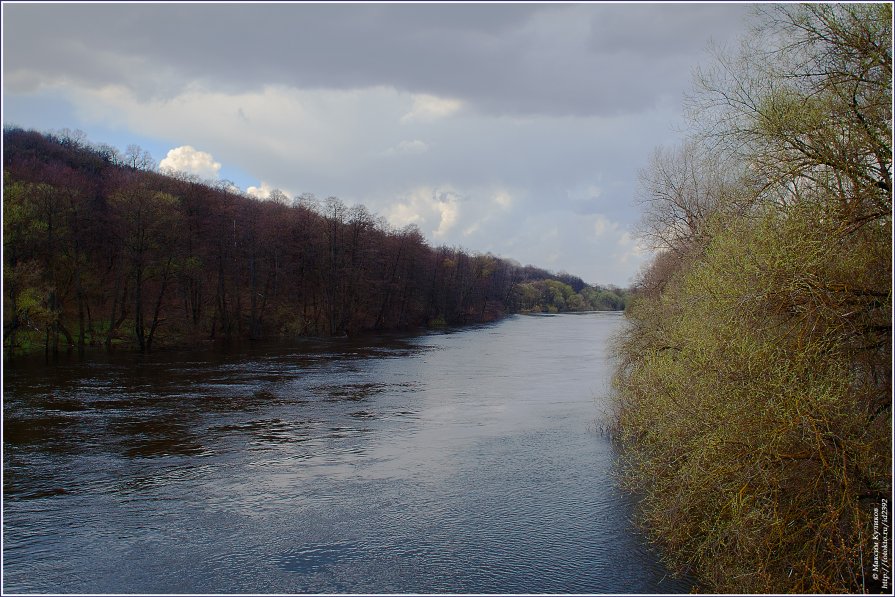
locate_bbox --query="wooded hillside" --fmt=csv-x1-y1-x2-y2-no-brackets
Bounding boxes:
3,127,625,357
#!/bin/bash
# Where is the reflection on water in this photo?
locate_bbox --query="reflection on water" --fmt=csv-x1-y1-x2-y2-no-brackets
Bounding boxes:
3,313,690,594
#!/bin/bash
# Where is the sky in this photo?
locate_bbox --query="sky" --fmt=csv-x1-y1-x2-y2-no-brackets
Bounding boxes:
2,2,753,287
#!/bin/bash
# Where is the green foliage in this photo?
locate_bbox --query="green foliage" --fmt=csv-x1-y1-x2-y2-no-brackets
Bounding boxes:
513,279,627,313
614,5,891,593
428,315,448,328
581,286,628,311
615,205,890,592
3,179,47,242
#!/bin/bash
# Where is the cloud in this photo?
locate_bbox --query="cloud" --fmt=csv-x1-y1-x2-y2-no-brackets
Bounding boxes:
614,230,653,268
246,181,275,199
587,4,749,57
524,212,650,284
493,190,512,209
65,84,408,178
593,215,616,237
4,4,749,118
159,145,222,179
567,183,602,202
387,186,462,239
386,139,429,155
434,199,459,238
246,181,293,201
401,94,463,122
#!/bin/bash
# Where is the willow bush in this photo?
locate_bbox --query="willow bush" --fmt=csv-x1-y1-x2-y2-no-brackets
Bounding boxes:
612,4,891,593
615,205,890,592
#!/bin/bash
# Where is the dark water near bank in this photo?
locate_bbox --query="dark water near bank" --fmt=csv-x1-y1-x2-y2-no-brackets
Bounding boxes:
3,312,689,594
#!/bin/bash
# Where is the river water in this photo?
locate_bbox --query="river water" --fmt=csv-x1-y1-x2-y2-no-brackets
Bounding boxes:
3,312,689,594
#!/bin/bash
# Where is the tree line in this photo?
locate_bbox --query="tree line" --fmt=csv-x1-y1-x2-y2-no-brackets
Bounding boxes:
514,278,626,313
3,127,621,358
612,4,891,593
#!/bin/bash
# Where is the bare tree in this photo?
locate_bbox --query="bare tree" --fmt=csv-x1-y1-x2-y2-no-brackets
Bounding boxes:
686,3,892,227
124,144,156,171
636,140,747,252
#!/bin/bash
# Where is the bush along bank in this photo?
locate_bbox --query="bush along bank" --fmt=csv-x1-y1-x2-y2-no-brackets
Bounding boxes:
611,4,892,593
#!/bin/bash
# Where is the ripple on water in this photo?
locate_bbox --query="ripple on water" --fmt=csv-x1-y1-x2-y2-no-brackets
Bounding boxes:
276,541,362,574
3,313,691,594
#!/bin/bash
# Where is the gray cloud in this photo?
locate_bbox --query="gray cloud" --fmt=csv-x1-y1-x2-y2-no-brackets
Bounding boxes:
4,3,749,117
587,4,751,56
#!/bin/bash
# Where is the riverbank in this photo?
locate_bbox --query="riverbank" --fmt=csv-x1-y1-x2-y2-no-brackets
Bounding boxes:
4,305,629,362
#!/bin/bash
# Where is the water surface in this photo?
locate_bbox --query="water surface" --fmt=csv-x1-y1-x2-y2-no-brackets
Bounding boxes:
3,312,689,593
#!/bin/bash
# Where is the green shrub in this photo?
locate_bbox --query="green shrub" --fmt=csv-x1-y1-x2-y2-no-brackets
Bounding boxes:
613,205,890,592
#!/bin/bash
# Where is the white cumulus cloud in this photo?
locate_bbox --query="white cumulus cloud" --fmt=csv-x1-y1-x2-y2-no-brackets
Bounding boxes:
159,145,222,179
246,181,275,199
387,186,462,239
246,181,293,201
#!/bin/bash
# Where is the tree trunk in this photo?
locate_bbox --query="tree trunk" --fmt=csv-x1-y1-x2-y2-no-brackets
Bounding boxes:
134,264,145,352
146,257,173,351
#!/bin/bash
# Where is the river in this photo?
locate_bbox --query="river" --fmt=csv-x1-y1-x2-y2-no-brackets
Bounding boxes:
2,312,689,594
